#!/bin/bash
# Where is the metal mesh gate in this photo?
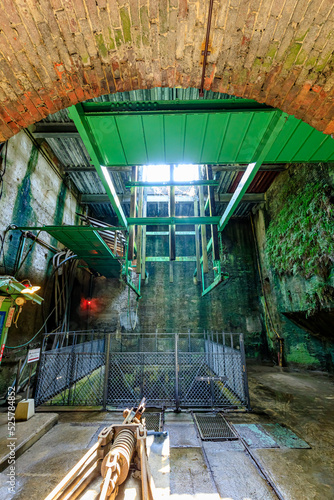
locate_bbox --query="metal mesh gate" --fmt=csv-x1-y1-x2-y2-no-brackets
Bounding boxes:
35,331,250,410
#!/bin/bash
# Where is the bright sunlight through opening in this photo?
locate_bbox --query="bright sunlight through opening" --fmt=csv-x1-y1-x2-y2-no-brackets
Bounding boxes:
143,164,199,182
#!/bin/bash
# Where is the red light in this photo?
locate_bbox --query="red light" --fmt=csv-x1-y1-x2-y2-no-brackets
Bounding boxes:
88,301,91,305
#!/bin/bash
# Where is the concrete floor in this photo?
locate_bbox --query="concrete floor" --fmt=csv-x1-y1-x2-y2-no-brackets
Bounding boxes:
0,364,333,499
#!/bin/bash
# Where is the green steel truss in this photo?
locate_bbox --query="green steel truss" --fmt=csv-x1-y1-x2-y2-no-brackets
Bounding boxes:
27,99,334,296
69,99,334,167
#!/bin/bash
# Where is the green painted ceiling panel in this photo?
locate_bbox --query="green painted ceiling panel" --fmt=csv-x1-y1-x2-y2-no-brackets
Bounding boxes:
76,100,334,166
264,116,300,162
164,114,186,163
183,114,208,164
142,115,164,163
88,115,127,166
277,121,312,162
202,113,229,164
219,113,253,163
293,128,327,161
310,135,334,162
237,112,273,163
116,115,147,164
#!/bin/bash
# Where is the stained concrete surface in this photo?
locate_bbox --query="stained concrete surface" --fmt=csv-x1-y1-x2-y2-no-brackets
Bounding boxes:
202,443,275,500
1,364,334,499
0,412,58,472
235,364,334,500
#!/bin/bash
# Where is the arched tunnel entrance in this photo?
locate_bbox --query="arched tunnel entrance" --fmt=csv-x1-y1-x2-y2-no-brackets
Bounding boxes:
0,0,334,141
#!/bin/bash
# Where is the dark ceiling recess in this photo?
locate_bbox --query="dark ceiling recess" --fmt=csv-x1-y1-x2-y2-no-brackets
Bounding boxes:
228,171,280,194
283,310,334,340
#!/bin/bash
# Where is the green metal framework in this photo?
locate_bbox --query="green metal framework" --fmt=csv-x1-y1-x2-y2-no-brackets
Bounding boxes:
69,99,334,167
21,98,334,297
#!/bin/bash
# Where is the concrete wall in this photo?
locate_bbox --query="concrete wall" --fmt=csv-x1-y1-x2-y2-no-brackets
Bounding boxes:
253,162,334,371
89,219,267,359
0,131,86,395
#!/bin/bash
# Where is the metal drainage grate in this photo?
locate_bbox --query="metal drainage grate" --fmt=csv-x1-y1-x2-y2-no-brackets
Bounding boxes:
144,412,163,432
193,413,237,441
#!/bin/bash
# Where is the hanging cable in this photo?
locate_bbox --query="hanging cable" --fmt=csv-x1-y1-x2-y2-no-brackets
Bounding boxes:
5,302,59,349
51,250,78,348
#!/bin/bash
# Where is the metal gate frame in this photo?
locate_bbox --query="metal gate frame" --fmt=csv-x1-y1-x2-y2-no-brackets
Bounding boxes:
35,331,250,410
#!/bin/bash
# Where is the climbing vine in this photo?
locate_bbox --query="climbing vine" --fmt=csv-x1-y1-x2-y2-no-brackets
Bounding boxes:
265,167,334,315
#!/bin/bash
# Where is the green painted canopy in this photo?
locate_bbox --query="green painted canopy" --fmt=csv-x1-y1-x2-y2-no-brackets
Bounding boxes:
71,99,334,166
44,227,121,278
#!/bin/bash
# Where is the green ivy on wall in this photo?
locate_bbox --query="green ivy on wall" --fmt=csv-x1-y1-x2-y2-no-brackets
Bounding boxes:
265,168,334,316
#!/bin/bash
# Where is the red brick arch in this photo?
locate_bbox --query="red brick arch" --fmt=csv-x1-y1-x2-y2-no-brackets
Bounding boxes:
0,0,334,142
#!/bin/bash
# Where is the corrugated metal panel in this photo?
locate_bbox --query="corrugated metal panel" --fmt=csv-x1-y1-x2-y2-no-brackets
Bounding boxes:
89,88,237,103
41,88,239,212
228,170,279,194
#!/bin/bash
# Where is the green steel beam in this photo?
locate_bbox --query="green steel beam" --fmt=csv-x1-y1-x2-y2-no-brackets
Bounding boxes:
81,99,273,114
193,237,213,278
125,180,219,188
146,256,197,262
68,104,128,228
201,273,229,297
146,231,195,236
127,217,220,226
12,225,125,232
218,111,288,232
80,193,265,204
125,276,141,298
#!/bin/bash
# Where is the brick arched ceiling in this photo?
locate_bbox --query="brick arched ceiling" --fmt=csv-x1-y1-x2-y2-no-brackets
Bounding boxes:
0,0,334,142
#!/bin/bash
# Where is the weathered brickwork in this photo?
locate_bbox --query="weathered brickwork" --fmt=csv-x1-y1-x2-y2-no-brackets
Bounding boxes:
0,0,334,141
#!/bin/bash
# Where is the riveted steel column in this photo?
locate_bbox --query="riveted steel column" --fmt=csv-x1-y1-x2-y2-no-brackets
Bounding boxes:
175,334,180,410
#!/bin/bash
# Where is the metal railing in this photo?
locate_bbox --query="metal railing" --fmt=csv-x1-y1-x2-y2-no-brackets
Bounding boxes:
35,331,250,410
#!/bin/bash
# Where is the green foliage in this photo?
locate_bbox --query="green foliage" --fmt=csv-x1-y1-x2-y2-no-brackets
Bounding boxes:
265,170,334,315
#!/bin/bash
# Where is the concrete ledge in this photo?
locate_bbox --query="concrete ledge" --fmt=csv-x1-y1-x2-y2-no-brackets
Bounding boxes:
0,412,58,472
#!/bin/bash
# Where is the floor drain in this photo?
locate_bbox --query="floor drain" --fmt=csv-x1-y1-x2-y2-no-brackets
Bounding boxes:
193,413,237,441
144,412,163,432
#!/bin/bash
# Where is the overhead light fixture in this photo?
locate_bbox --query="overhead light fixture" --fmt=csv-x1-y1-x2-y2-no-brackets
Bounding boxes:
21,285,41,295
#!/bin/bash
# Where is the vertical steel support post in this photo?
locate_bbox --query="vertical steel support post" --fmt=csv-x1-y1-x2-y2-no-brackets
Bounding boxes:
141,189,147,280
169,164,176,266
198,180,209,273
68,104,127,228
67,341,76,406
194,200,202,284
206,165,220,261
175,333,180,409
128,166,137,261
136,185,144,274
103,333,111,410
